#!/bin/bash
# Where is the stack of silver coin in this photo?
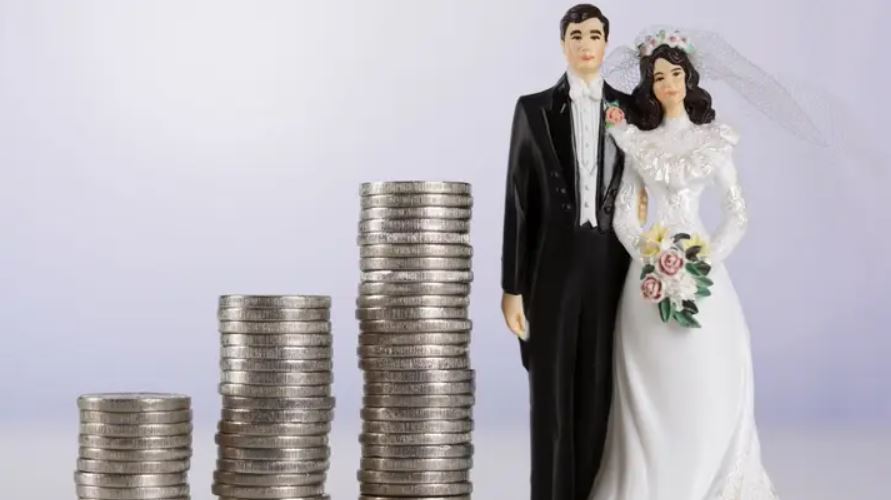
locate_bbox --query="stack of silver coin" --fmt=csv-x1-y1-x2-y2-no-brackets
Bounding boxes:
356,181,475,499
75,393,192,500
214,295,334,500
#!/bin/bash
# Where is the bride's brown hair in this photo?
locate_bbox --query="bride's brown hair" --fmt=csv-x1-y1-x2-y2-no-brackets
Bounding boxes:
631,45,716,130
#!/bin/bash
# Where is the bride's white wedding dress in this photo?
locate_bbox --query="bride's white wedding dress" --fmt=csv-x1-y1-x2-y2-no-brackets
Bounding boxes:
587,112,779,500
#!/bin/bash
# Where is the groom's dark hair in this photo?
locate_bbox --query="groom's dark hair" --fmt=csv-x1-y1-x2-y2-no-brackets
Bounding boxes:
560,4,610,41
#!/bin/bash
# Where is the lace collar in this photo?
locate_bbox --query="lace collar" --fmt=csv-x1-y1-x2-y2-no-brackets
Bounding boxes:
609,120,739,187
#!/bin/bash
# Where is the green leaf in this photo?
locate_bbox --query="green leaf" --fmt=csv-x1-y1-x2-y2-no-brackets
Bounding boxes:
685,245,702,260
682,300,699,314
685,263,703,277
640,264,656,280
673,310,702,328
696,276,714,287
696,287,712,297
659,299,672,323
696,261,712,275
673,232,691,243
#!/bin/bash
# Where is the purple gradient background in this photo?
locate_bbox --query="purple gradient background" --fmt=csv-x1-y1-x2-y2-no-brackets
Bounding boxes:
0,0,887,498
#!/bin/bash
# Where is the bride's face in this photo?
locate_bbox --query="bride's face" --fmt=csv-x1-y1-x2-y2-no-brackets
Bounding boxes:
652,58,687,110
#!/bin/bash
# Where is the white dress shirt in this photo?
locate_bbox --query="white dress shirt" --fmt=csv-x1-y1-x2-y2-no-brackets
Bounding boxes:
567,69,604,227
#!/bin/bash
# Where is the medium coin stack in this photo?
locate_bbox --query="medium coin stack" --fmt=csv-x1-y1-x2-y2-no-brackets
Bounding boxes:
214,295,334,500
356,181,475,500
75,393,192,500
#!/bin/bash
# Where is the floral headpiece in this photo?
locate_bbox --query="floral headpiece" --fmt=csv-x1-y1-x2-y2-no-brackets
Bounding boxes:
637,29,695,57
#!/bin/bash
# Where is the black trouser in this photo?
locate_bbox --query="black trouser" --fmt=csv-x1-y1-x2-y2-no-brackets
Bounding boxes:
522,223,629,500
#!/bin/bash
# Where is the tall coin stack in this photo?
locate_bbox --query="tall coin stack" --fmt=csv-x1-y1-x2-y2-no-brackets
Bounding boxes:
356,181,475,500
75,393,192,500
214,295,335,500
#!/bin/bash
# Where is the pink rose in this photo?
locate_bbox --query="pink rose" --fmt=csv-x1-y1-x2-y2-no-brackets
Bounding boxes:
641,275,664,303
658,249,686,276
605,106,625,126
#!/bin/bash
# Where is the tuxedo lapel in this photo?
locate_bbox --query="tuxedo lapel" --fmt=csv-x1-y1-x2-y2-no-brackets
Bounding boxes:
543,75,577,200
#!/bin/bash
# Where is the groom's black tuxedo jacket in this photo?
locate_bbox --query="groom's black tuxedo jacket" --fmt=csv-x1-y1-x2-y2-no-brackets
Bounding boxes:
501,73,634,316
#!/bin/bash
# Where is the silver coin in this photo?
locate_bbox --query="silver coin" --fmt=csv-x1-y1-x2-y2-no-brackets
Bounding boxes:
358,469,469,484
360,193,472,208
79,410,192,425
219,383,330,398
221,396,335,411
78,393,190,413
360,457,472,472
360,270,472,283
360,432,472,446
361,443,473,459
358,232,470,245
362,394,474,408
363,369,474,384
221,346,332,360
221,358,332,372
359,282,469,296
359,496,467,500
361,407,472,422
218,421,331,436
360,257,471,271
78,447,192,462
74,472,187,488
356,295,469,308
221,333,331,347
358,344,467,358
218,308,329,322
355,307,467,321
363,381,474,396
219,446,329,462
360,206,471,220
360,244,472,258
360,482,472,497
219,446,329,461
221,408,333,424
216,458,329,475
79,422,192,437
359,181,471,196
219,321,331,335
359,319,471,333
219,295,330,309
363,419,472,434
360,357,469,371
78,434,191,450
77,459,189,474
217,497,329,500
359,219,470,234
359,333,469,346
222,371,332,386
76,484,189,500
213,470,326,487
215,433,328,449
212,483,325,499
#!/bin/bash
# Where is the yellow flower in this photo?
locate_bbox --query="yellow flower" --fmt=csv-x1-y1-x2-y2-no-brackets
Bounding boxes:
640,224,669,258
682,233,711,257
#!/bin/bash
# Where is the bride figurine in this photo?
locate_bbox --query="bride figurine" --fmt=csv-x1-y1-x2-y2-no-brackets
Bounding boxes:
584,27,809,499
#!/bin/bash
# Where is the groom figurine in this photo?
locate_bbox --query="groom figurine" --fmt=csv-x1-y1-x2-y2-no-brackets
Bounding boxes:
500,4,642,499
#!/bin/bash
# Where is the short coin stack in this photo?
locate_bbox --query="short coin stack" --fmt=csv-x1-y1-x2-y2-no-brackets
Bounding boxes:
75,393,192,500
214,295,334,500
356,181,475,499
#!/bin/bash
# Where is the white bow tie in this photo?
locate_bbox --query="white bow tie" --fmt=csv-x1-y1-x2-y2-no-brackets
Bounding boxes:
569,79,603,102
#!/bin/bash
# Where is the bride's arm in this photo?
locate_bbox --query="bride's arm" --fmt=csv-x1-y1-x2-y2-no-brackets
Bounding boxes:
614,158,646,259
709,154,748,264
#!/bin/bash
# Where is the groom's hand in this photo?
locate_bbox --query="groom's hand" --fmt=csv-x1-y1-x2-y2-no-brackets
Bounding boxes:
501,293,528,341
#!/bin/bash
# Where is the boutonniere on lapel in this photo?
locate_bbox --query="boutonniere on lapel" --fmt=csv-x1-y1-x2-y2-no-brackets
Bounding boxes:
604,100,626,128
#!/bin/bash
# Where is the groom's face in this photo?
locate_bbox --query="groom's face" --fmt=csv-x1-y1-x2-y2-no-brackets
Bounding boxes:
561,17,607,75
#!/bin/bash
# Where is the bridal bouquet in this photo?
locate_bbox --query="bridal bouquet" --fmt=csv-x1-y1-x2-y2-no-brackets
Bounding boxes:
638,225,714,328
